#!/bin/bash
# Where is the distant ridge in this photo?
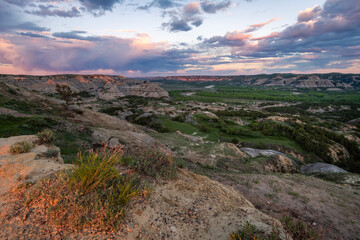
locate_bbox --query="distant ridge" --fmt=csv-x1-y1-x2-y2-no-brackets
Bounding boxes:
151,73,360,89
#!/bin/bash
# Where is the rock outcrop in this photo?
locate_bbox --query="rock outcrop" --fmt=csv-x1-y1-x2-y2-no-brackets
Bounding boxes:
0,135,68,196
264,155,295,173
0,74,169,99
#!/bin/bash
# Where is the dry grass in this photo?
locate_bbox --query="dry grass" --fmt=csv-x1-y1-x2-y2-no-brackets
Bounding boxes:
123,147,178,179
9,141,33,154
24,147,149,231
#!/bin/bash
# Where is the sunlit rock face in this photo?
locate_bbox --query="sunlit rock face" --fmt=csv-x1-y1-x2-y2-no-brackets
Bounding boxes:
0,74,169,100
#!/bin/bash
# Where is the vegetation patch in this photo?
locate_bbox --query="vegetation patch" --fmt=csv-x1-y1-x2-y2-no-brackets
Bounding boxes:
36,129,54,144
123,147,178,179
281,216,320,240
10,141,33,154
25,147,149,231
229,221,279,240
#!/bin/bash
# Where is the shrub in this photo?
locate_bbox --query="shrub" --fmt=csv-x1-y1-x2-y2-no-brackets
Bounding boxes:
10,141,33,154
26,147,148,231
56,84,74,106
229,222,280,240
123,147,178,179
281,216,319,240
198,125,210,133
36,129,54,144
44,148,59,158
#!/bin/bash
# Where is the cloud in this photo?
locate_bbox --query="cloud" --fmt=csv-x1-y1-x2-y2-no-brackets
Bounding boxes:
18,32,52,39
201,0,360,65
162,2,203,32
0,2,49,32
200,0,231,14
4,0,123,17
197,0,360,73
0,32,195,74
244,18,279,33
138,0,178,10
297,5,322,22
203,31,252,47
79,0,124,15
24,5,82,18
53,31,102,41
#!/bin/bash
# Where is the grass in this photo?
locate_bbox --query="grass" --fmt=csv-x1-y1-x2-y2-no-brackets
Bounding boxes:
281,216,320,240
287,191,300,199
123,147,178,179
0,115,58,138
229,221,280,240
25,147,149,231
44,148,59,158
10,141,33,154
0,115,92,164
0,97,38,114
160,118,198,135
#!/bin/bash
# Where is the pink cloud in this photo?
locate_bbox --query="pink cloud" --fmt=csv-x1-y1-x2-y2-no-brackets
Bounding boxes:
297,5,322,22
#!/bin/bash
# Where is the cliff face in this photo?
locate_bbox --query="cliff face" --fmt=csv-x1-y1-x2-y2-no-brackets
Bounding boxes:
0,74,169,99
153,73,360,89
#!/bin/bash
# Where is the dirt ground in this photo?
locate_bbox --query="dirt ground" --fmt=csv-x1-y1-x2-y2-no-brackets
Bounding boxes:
209,172,360,240
0,166,288,240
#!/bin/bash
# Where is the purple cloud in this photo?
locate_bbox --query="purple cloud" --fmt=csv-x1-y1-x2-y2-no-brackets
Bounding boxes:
79,0,124,15
138,0,179,10
53,31,102,41
0,33,196,73
200,0,232,14
25,5,81,18
200,0,360,71
162,2,203,32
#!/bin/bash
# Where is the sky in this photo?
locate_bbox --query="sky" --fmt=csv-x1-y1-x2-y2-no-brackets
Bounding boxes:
0,0,359,76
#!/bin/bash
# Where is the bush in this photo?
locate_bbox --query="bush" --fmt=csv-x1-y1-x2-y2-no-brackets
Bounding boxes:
44,148,59,158
26,147,148,230
281,216,319,240
229,222,279,240
36,129,54,144
10,141,33,154
123,147,178,179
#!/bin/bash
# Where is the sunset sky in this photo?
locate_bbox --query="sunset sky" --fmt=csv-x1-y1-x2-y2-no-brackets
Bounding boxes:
0,0,359,76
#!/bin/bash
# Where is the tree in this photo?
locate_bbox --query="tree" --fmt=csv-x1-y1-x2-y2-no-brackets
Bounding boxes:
56,84,73,106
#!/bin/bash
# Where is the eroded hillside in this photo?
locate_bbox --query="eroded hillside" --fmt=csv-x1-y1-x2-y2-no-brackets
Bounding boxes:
1,79,360,239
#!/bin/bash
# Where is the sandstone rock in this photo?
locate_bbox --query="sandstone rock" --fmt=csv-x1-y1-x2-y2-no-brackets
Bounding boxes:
176,131,204,143
264,155,295,173
328,143,350,163
92,128,169,152
0,135,69,196
125,169,290,240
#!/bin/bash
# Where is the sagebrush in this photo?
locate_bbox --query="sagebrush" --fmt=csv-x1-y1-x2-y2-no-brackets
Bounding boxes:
10,141,33,154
